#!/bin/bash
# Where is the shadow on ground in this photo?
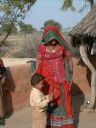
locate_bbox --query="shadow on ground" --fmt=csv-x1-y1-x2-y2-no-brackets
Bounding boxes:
71,83,85,128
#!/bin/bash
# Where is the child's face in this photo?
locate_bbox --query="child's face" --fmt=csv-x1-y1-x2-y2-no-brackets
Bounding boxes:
35,80,44,90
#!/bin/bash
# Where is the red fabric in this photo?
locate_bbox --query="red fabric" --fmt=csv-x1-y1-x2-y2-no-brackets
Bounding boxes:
37,44,70,83
36,58,73,114
42,25,67,43
63,81,73,116
37,44,45,60
36,44,73,111
47,114,74,128
47,124,74,128
36,25,73,115
36,60,61,106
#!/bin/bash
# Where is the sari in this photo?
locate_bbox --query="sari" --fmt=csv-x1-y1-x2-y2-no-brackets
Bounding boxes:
36,25,74,128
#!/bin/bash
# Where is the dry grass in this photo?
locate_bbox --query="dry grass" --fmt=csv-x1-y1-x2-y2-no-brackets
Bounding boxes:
0,32,41,58
0,32,75,58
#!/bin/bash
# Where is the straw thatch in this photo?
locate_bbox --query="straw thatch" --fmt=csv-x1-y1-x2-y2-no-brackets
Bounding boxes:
69,5,96,38
69,5,96,111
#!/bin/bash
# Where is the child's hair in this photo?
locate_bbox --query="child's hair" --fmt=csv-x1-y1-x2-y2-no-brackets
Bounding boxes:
31,73,45,86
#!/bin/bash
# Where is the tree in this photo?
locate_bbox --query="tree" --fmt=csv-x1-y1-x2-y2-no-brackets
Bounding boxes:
19,22,35,37
62,0,95,10
43,20,62,31
0,0,36,44
0,22,17,34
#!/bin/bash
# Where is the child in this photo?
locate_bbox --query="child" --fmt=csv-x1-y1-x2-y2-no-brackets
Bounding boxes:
30,74,53,128
30,73,53,128
0,58,7,126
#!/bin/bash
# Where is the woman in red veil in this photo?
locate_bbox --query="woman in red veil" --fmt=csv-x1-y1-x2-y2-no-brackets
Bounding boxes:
35,24,74,128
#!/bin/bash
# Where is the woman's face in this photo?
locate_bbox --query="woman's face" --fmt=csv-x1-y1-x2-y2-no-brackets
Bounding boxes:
46,39,60,46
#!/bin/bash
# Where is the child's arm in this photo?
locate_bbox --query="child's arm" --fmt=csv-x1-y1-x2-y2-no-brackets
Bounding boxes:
30,92,50,109
45,94,54,101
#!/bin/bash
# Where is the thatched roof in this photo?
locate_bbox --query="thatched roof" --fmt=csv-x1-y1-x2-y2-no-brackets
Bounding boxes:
69,5,96,38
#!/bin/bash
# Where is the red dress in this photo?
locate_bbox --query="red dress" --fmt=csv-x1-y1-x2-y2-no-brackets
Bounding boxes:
36,44,74,128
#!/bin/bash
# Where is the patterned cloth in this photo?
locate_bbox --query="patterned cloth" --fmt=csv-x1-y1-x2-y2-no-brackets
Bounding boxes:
47,115,74,128
37,44,70,84
36,25,74,128
47,84,74,128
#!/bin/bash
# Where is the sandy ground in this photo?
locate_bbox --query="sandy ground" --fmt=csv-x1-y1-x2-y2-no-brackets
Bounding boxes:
0,58,96,128
1,101,96,128
0,94,95,128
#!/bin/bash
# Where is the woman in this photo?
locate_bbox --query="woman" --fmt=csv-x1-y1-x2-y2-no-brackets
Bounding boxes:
35,25,74,128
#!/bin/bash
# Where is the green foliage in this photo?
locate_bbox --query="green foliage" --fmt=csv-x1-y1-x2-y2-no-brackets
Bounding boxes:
62,0,75,11
19,22,36,34
0,0,36,23
0,3,10,13
0,0,36,43
62,0,95,11
0,22,17,34
87,0,95,7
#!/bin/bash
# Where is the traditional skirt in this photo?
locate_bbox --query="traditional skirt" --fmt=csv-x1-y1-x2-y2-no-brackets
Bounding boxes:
47,84,74,128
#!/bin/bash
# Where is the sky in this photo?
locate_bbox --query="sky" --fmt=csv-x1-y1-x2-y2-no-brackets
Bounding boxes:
24,0,91,31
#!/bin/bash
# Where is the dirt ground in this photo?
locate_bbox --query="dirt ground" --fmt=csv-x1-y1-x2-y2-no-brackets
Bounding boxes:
1,58,96,128
2,95,96,128
0,92,95,128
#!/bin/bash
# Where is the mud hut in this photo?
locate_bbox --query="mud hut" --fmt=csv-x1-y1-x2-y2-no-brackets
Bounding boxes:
69,5,96,110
